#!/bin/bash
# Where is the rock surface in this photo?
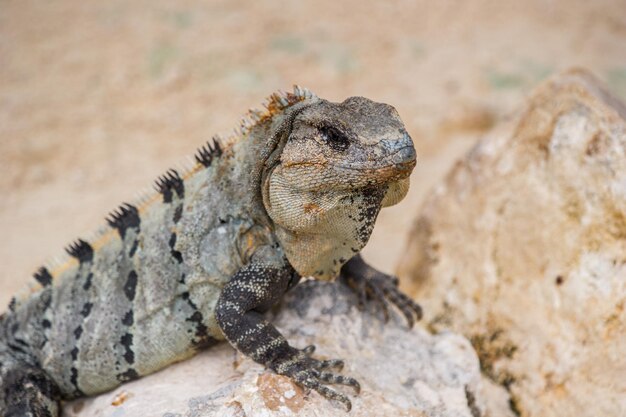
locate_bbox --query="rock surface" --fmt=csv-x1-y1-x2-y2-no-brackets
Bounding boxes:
398,69,626,417
66,282,484,417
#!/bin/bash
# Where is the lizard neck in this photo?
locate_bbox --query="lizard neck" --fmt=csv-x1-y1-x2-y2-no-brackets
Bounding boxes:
263,168,387,280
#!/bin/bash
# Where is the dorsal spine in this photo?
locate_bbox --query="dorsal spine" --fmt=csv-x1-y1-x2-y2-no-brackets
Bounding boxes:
11,86,317,307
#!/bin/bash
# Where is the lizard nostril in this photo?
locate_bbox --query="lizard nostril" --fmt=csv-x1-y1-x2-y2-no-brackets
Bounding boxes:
396,145,417,164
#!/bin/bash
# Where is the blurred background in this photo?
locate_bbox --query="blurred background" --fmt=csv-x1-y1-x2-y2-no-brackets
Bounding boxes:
1,0,625,307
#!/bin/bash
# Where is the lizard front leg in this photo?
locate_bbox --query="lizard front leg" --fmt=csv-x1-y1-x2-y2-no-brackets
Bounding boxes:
215,261,360,411
340,254,423,327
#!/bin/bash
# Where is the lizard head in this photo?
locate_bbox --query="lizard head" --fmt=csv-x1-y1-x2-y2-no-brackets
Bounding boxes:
261,96,416,279
271,96,415,199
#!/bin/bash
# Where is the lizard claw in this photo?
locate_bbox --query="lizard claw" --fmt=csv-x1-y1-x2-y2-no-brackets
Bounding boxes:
351,274,390,321
270,347,360,411
301,344,316,356
317,358,345,371
340,259,423,328
377,277,423,327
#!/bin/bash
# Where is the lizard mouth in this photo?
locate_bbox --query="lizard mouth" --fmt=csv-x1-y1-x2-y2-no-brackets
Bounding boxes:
279,143,417,187
334,145,417,180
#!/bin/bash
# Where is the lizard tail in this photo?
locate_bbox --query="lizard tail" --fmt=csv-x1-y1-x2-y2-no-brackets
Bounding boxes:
0,343,61,417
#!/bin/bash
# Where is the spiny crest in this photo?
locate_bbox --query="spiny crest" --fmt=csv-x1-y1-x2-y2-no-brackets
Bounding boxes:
194,137,223,167
42,254,71,276
65,239,94,263
219,85,317,149
132,184,159,208
154,169,185,202
191,85,316,170
33,266,53,287
11,86,317,308
263,85,315,117
106,203,141,239
18,227,111,306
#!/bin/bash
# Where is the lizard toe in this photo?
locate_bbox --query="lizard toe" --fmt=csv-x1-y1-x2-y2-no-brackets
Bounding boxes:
301,344,316,356
381,283,423,327
292,370,355,411
316,358,344,371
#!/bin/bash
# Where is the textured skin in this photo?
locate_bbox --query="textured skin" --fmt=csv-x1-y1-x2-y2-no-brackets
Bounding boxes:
0,87,421,415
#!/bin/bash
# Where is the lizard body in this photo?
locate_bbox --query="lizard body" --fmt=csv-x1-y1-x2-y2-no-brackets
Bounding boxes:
0,87,421,416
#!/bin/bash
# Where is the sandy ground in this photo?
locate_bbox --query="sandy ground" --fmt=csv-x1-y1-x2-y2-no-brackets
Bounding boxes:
1,0,625,308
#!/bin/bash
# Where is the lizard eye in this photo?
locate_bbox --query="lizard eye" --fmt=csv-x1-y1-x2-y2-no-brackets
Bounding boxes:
319,125,350,151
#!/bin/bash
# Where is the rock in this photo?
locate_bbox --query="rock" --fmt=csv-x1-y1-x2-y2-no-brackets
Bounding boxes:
66,282,484,417
398,69,626,417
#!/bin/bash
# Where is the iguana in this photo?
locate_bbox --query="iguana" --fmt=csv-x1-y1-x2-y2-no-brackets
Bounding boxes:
0,86,422,416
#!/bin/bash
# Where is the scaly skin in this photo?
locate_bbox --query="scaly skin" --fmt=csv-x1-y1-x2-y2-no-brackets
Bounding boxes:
0,87,421,415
